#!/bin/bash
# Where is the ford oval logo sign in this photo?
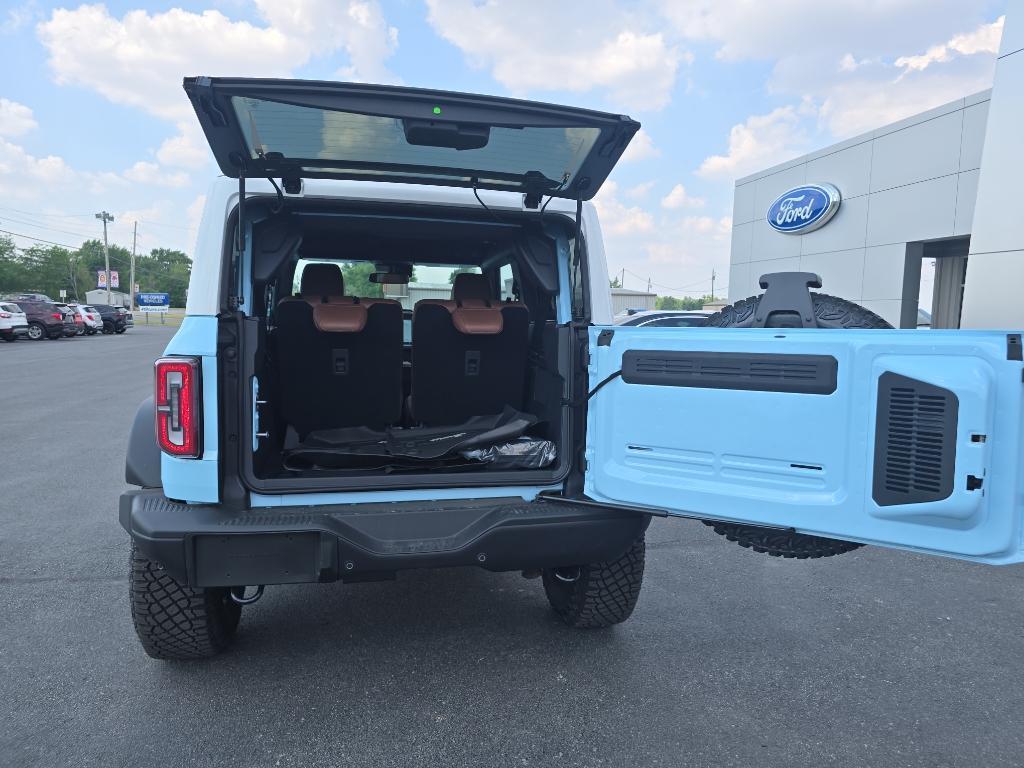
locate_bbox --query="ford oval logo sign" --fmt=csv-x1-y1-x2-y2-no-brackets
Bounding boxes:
766,184,841,234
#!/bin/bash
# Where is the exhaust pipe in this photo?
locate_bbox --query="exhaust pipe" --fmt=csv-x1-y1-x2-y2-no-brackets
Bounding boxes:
229,585,264,605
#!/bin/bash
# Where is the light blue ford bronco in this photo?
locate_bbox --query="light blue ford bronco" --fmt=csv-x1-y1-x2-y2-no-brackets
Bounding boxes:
121,77,1024,660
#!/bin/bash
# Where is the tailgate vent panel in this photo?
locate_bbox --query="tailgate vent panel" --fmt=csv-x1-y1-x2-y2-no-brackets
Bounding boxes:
873,373,958,507
621,350,837,394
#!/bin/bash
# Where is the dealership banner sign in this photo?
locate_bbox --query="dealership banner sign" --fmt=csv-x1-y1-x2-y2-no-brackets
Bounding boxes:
136,292,171,312
766,184,841,234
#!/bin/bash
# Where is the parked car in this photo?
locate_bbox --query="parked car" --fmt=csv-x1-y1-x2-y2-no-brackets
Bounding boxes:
53,303,83,336
0,301,29,341
13,300,66,340
120,77,1024,661
71,304,104,335
119,306,134,330
615,310,713,327
91,304,128,334
9,292,54,302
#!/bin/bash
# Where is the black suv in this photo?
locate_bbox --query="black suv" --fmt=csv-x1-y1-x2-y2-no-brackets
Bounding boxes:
13,300,67,340
91,304,129,334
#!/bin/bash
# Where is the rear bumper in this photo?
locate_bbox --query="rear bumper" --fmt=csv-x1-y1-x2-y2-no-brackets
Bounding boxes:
119,490,650,587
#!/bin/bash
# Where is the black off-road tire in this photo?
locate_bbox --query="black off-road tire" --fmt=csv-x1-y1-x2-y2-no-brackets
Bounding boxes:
543,536,645,628
700,291,889,559
701,521,865,559
129,543,241,660
704,290,892,330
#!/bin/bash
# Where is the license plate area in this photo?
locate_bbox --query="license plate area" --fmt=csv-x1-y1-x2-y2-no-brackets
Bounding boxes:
193,532,321,586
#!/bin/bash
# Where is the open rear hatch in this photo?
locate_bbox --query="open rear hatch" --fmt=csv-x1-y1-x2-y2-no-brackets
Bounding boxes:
183,76,640,201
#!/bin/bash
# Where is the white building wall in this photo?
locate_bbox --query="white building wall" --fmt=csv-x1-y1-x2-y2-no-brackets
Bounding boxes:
730,91,990,327
961,0,1024,328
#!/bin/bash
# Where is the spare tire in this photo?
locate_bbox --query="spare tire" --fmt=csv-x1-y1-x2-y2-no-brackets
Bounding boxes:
700,290,892,559
704,291,892,330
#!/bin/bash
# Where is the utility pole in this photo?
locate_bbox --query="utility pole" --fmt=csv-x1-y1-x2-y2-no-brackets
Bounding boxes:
95,211,114,304
710,267,716,300
130,221,137,311
620,268,625,288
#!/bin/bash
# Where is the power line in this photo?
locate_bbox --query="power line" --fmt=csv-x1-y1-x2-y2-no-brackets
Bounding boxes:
0,213,97,240
0,228,78,249
0,205,96,219
622,267,715,294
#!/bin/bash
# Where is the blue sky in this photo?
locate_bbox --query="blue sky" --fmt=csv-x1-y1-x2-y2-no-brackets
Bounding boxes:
0,0,1008,297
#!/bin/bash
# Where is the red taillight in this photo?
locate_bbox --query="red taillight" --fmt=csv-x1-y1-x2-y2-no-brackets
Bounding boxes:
0,312,10,319
87,314,94,320
52,312,62,320
155,357,202,458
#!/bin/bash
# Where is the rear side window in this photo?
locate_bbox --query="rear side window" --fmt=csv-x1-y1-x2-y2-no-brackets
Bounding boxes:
0,303,20,312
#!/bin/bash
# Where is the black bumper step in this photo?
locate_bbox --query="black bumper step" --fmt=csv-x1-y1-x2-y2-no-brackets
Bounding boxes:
120,490,649,588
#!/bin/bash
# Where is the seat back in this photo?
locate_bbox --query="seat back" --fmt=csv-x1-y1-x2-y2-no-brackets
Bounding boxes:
275,263,402,437
411,274,529,425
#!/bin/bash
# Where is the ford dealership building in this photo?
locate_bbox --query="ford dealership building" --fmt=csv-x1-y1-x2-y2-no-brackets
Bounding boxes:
728,0,1024,329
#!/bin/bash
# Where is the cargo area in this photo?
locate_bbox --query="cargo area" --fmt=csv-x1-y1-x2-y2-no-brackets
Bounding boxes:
232,201,579,491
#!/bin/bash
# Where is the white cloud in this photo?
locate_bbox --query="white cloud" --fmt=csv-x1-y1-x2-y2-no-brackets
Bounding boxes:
425,0,686,111
36,1,400,171
625,181,655,199
895,16,1004,74
0,98,38,137
697,106,806,180
660,183,704,209
123,161,189,188
0,137,76,197
661,2,1003,140
621,128,660,162
253,0,400,83
156,122,210,170
1,2,37,34
593,181,655,236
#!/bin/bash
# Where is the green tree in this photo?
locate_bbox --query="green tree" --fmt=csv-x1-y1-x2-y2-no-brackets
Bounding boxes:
341,262,384,298
656,294,716,311
135,248,192,306
609,276,622,288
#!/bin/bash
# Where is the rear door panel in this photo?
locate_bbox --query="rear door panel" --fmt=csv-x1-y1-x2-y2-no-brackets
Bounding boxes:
585,327,1024,563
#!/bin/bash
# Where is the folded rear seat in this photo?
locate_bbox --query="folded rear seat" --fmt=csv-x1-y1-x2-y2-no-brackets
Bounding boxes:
411,273,529,426
275,263,403,437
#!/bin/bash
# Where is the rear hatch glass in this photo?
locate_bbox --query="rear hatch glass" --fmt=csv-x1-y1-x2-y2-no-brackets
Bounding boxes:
184,77,640,201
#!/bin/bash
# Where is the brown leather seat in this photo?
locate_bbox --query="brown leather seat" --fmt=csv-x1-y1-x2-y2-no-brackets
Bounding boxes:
275,263,403,436
411,273,529,425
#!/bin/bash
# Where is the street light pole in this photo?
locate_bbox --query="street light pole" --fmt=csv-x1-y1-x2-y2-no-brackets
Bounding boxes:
95,211,114,304
130,220,137,311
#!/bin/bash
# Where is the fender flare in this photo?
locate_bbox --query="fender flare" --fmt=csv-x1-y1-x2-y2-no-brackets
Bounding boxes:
125,396,162,488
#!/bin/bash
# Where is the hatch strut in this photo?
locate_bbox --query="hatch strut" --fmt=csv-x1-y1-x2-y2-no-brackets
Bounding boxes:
237,171,246,254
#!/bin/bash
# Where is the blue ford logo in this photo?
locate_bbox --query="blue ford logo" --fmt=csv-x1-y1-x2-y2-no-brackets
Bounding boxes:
766,184,841,234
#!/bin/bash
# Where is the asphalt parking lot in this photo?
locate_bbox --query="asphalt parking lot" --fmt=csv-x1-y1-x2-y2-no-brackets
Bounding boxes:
2,325,1024,768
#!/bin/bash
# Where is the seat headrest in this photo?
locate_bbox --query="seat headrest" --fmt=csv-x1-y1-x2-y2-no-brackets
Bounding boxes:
452,273,491,303
312,303,367,333
300,263,344,298
452,301,503,334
